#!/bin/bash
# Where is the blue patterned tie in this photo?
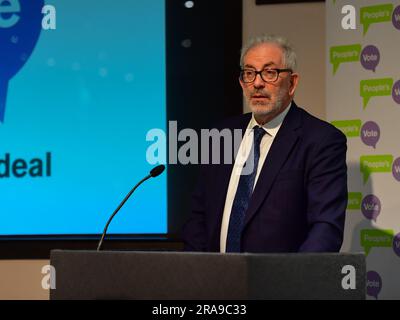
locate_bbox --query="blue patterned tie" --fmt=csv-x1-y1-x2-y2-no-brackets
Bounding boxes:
226,126,266,252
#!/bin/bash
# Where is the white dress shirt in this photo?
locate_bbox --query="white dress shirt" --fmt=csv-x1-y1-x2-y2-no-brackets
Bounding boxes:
219,102,292,253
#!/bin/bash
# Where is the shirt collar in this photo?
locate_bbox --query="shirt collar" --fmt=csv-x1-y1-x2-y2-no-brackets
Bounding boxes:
247,101,292,137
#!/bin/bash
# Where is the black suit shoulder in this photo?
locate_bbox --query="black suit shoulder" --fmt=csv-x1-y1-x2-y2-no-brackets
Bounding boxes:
296,106,347,144
211,112,252,131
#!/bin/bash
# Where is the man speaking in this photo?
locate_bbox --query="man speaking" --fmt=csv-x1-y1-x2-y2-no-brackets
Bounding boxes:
182,34,348,253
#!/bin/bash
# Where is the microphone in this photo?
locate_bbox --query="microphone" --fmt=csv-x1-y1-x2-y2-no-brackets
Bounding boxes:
150,165,165,177
96,165,165,251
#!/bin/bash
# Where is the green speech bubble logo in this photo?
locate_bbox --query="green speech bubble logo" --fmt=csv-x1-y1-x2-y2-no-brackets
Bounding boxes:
361,229,394,256
360,78,393,109
360,4,393,35
330,44,361,75
331,120,361,137
347,192,362,210
360,155,393,184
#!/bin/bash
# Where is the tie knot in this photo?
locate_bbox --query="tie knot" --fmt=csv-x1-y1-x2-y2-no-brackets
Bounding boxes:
252,126,266,145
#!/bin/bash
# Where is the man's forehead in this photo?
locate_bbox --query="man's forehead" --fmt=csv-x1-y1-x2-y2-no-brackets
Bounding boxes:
243,43,284,66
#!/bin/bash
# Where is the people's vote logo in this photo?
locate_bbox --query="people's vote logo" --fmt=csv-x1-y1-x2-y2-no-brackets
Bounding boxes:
0,0,44,123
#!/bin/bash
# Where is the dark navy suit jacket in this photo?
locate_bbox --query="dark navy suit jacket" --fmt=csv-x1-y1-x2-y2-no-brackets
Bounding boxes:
182,102,347,253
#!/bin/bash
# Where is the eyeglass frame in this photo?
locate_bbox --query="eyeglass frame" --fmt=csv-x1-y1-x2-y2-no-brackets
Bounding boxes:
239,68,293,83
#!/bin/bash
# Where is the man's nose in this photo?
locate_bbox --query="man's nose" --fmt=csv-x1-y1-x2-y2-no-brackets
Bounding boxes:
253,73,265,89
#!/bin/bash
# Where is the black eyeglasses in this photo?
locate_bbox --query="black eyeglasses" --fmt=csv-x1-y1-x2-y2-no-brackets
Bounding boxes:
240,68,292,83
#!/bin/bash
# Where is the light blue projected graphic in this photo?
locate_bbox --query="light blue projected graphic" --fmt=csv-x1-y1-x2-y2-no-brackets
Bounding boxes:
0,0,167,235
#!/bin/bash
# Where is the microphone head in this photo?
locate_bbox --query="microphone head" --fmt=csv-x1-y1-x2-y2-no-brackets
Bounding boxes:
150,165,165,177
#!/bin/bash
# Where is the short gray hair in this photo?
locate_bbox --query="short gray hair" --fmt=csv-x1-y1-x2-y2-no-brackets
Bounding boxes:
240,34,297,71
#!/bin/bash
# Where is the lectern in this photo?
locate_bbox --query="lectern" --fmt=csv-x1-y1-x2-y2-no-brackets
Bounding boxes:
50,250,365,300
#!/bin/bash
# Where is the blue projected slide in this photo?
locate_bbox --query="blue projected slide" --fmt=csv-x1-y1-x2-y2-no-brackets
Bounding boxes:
0,0,167,235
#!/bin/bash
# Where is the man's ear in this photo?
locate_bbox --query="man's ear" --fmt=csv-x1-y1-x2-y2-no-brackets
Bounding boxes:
289,73,299,96
239,77,245,90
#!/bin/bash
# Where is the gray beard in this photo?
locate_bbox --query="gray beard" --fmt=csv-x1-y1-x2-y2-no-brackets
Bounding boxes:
247,92,285,117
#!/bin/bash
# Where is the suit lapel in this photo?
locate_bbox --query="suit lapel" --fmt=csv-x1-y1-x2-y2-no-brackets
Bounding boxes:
243,103,302,228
